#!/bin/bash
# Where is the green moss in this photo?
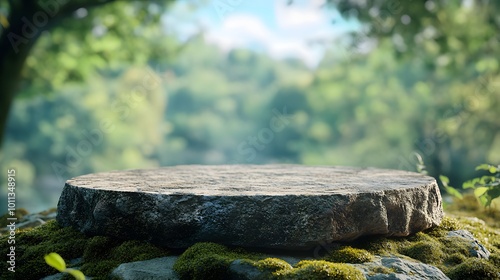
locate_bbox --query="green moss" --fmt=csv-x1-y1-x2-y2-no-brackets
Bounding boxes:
444,253,467,266
369,265,395,275
327,246,374,263
173,242,255,280
439,236,474,258
276,260,366,280
0,220,169,280
80,260,119,279
0,220,88,280
0,208,29,227
399,240,444,264
83,236,119,261
254,257,293,272
447,259,500,280
353,236,403,255
490,253,500,266
81,238,169,277
425,216,461,237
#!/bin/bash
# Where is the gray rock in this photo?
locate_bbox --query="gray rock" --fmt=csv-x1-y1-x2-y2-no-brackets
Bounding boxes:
447,230,490,259
57,165,443,249
352,255,450,280
229,259,265,280
111,256,179,280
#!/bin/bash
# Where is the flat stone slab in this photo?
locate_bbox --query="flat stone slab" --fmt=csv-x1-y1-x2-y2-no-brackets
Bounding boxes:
56,165,444,250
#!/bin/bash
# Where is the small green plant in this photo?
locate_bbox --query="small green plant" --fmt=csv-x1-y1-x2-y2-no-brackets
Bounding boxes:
414,153,428,175
413,154,499,207
439,175,463,200
44,252,85,280
462,164,500,207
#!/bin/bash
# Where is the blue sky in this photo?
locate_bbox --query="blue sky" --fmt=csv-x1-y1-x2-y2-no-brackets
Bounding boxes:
163,0,358,67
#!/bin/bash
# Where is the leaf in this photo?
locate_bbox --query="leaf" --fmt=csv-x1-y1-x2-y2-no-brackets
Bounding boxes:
486,187,500,202
475,164,491,171
65,268,86,280
489,166,497,174
463,178,480,189
445,186,463,199
473,187,489,197
478,194,489,207
44,253,66,272
439,175,449,187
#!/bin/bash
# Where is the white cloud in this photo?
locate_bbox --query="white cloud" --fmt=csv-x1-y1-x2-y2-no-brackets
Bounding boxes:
166,0,351,67
275,0,328,30
205,14,273,50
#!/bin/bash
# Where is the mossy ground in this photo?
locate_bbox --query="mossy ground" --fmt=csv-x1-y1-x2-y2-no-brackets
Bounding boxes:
0,220,169,280
173,216,500,280
1,212,500,280
0,208,29,227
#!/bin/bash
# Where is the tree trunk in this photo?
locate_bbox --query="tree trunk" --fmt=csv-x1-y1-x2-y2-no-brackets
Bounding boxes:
0,3,47,146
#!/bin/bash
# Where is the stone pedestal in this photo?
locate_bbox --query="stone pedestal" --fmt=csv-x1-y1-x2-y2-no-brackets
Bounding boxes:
56,165,443,250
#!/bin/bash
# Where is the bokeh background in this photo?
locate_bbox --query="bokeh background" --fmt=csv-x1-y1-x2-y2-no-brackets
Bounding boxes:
0,0,499,212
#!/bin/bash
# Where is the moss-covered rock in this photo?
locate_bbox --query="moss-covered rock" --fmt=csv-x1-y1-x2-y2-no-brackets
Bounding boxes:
447,259,500,280
79,238,169,278
0,220,169,280
277,260,366,280
399,240,445,264
0,220,88,280
327,246,374,263
173,242,257,280
254,257,293,272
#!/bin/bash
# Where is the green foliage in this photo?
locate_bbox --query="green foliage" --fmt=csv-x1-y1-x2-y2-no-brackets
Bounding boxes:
438,163,499,208
44,252,85,280
326,246,374,264
440,175,463,200
463,164,500,207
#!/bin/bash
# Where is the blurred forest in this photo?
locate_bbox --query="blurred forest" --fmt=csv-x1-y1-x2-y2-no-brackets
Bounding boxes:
0,1,499,211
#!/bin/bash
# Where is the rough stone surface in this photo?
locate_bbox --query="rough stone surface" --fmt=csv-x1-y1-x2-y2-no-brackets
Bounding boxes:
352,256,450,280
111,257,179,280
447,230,490,259
56,165,443,249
